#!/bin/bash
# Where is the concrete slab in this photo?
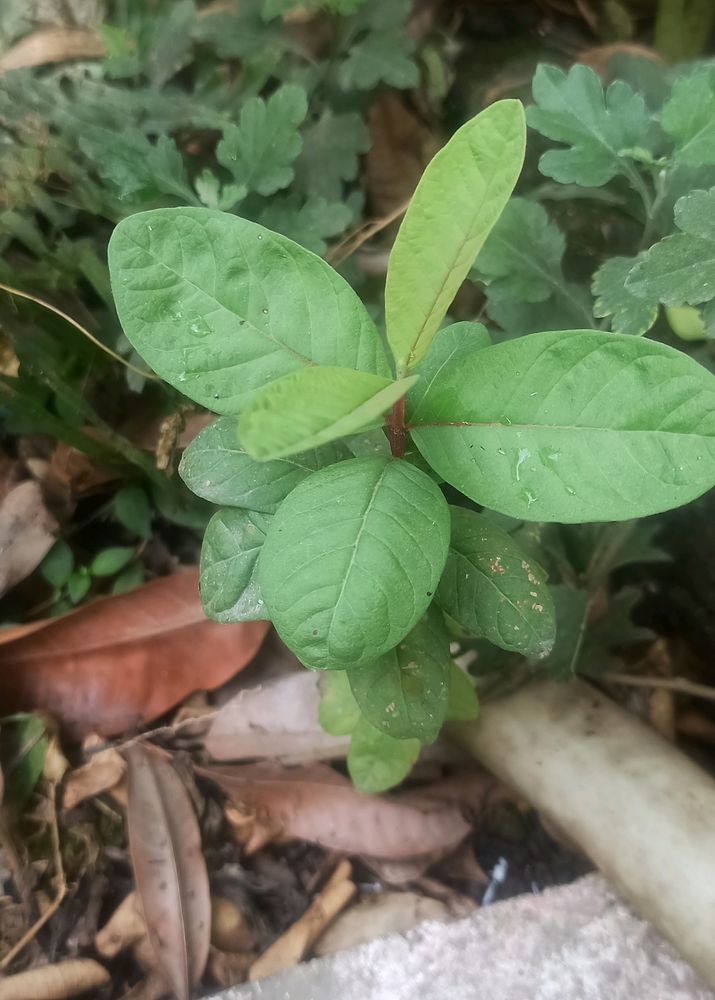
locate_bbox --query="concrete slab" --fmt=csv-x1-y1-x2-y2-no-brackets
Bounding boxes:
209,875,714,1000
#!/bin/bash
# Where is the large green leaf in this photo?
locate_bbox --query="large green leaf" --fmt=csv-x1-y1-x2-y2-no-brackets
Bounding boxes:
258,456,450,669
108,208,388,414
410,330,715,522
347,607,451,742
200,509,271,622
179,418,350,512
436,507,555,657
239,367,417,460
384,100,525,372
527,63,652,187
407,322,491,423
318,671,361,736
347,717,419,793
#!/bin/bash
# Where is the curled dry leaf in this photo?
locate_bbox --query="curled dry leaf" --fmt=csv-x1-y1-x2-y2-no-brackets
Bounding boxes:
0,28,105,75
0,481,57,598
199,762,471,860
125,744,211,1000
62,749,126,811
0,958,109,1000
205,672,349,764
0,571,268,738
96,891,147,959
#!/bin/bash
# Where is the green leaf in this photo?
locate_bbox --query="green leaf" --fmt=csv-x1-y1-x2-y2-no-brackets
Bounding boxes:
90,547,135,577
338,31,418,91
179,417,351,512
294,111,370,202
592,255,658,335
347,607,450,742
40,540,73,588
661,66,715,168
200,509,271,622
436,507,555,657
347,717,419,793
79,131,197,204
216,85,308,197
0,714,47,811
318,671,361,736
114,485,153,539
407,322,491,424
626,188,715,308
471,198,595,329
537,584,589,679
239,368,417,460
108,207,389,414
255,194,354,255
527,63,652,187
67,569,91,604
411,329,715,522
258,456,450,669
111,563,145,595
487,290,594,337
385,100,525,371
446,663,479,722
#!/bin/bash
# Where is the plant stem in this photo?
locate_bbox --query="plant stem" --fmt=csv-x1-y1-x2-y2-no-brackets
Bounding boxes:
388,396,407,458
654,0,715,62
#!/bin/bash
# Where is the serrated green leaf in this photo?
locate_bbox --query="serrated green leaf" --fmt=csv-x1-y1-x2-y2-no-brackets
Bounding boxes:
592,255,658,335
471,197,594,329
407,322,491,424
385,101,525,371
239,368,417,460
108,208,389,413
258,456,450,669
40,540,73,588
626,188,715,308
661,66,715,168
200,509,271,622
347,607,450,742
527,63,652,187
216,85,308,196
179,417,351,512
318,671,361,736
411,329,715,522
79,131,197,204
347,716,419,793
294,111,370,202
90,546,135,577
338,31,418,91
255,194,353,255
436,507,555,657
114,485,153,539
446,662,479,722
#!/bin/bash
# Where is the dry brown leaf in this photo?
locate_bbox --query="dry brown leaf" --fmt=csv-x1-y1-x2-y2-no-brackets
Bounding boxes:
199,762,471,860
207,946,256,988
96,890,147,958
0,28,105,75
62,749,126,810
119,969,167,1000
0,570,268,738
0,958,109,999
0,481,57,598
205,673,349,764
249,861,356,981
210,897,256,953
126,744,211,1000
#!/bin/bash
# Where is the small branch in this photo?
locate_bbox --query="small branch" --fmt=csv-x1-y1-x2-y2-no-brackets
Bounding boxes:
604,672,715,706
387,396,407,458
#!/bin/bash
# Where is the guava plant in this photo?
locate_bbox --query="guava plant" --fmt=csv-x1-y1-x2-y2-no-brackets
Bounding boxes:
108,100,715,791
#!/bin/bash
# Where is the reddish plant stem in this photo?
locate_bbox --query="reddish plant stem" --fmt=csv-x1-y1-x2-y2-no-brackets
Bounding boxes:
388,396,407,458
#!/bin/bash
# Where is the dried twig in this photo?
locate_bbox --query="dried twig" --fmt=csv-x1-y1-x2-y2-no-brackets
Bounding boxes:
604,672,715,706
326,200,410,267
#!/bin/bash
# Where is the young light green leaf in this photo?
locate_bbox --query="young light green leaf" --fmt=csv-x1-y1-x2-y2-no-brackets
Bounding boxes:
661,66,715,168
216,84,308,197
435,507,555,657
407,322,491,423
90,547,135,577
318,671,361,737
179,418,351,512
385,100,525,371
258,456,450,669
626,188,715,308
446,663,479,722
239,368,418,461
40,540,74,589
471,197,595,329
592,255,658,335
527,63,652,187
108,208,389,414
200,509,271,623
68,569,91,604
347,717,419,794
347,607,451,742
410,330,715,522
